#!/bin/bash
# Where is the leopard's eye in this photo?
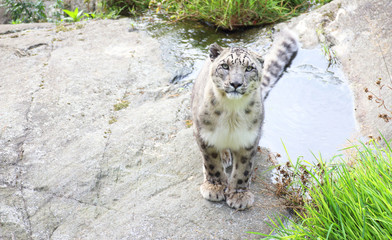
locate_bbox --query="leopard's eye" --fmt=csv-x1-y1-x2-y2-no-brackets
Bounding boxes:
221,64,229,70
246,66,254,72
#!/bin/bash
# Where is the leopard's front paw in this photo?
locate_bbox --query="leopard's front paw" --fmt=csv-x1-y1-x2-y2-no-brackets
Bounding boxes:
200,181,226,202
225,190,254,210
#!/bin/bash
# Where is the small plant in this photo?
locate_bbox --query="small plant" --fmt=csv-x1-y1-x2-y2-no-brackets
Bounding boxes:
185,119,193,128
364,83,392,123
11,19,22,24
316,27,338,68
1,0,47,23
100,0,150,16
250,138,392,239
114,100,130,111
84,12,97,19
109,116,118,124
83,9,122,20
63,8,84,22
362,17,392,126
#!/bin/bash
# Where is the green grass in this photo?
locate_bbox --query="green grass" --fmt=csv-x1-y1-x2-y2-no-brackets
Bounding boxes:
1,0,47,23
99,0,151,16
251,138,392,239
1,0,331,28
153,0,332,30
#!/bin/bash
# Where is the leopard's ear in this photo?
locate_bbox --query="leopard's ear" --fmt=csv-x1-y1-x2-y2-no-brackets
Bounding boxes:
209,43,223,61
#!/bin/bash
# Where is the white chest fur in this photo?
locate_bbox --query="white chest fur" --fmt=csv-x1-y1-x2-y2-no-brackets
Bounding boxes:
199,99,260,151
200,116,258,151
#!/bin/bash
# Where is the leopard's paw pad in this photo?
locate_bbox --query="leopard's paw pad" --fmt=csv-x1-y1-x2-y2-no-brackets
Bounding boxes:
225,191,254,210
200,181,226,202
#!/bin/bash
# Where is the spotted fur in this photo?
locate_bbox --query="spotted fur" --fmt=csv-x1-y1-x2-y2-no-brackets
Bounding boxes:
261,31,298,99
191,30,298,210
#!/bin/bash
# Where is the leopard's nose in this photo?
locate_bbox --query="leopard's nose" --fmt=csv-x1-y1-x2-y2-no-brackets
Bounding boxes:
230,81,242,89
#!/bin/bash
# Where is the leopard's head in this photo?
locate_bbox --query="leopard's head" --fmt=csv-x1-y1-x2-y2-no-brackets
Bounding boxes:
209,43,264,99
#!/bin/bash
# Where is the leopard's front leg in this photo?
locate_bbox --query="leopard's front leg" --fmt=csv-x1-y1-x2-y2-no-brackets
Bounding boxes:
197,139,228,202
225,146,256,210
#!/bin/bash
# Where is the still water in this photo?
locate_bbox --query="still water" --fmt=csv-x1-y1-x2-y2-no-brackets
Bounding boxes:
259,48,357,163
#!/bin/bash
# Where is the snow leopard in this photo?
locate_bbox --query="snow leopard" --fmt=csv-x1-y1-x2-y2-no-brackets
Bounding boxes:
191,30,298,210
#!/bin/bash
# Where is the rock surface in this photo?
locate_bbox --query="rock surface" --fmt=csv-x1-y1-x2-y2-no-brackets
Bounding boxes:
0,20,282,239
1,0,391,239
280,0,392,141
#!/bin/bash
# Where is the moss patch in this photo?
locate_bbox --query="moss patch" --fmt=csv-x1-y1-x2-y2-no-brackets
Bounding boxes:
114,100,130,111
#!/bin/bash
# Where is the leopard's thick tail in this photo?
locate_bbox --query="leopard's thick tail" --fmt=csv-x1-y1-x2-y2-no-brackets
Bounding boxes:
261,30,298,99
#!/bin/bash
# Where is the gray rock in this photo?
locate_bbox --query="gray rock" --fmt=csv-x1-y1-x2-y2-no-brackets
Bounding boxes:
0,19,282,239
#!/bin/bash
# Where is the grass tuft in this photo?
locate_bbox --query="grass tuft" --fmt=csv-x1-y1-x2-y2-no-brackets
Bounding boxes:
153,0,332,30
253,138,392,239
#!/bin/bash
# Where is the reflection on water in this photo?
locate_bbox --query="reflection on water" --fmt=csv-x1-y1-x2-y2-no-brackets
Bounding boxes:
132,15,357,163
259,48,357,163
131,14,273,83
